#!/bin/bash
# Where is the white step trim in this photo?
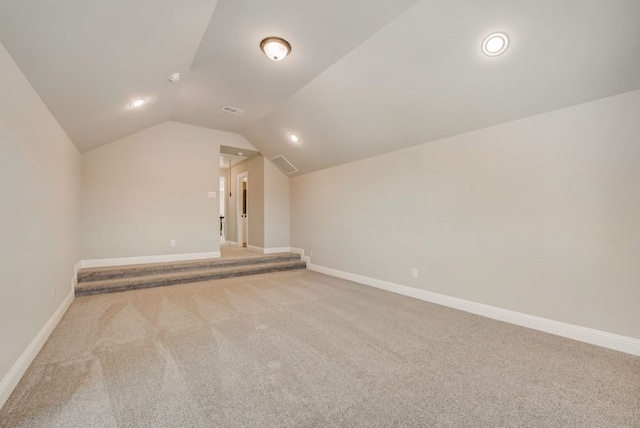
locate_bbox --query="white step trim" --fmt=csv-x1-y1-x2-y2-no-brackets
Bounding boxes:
72,261,82,292
0,290,74,409
80,251,221,269
263,247,293,254
307,263,640,357
247,246,295,255
289,247,310,263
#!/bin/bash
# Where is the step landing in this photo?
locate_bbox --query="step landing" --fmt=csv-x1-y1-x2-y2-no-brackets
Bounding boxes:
76,253,306,297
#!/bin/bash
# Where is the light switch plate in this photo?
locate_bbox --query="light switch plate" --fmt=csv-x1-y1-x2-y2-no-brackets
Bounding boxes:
207,192,216,199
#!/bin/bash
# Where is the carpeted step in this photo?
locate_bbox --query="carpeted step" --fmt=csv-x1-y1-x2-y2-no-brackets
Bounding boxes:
75,260,307,297
78,253,301,283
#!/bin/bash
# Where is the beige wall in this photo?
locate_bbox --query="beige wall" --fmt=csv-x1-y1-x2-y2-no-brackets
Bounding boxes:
0,42,80,387
81,121,254,259
264,158,290,249
291,90,640,339
247,156,265,249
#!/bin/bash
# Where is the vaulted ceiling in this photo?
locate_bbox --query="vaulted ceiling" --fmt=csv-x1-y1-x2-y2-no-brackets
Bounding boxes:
1,0,639,176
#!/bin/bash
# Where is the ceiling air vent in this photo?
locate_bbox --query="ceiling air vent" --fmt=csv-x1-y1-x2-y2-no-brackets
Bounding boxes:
221,106,245,116
270,155,298,175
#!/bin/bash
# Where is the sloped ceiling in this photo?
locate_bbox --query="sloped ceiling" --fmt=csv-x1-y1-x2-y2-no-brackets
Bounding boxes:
244,0,640,174
1,0,639,175
0,0,220,151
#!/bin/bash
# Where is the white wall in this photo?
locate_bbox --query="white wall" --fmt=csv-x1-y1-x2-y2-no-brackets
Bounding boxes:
81,121,255,260
291,90,640,339
0,42,80,396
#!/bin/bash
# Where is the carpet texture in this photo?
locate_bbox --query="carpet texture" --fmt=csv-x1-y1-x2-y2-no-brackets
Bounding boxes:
1,270,639,427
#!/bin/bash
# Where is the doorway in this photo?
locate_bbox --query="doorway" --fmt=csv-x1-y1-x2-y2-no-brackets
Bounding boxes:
237,172,248,247
219,176,226,242
220,145,259,249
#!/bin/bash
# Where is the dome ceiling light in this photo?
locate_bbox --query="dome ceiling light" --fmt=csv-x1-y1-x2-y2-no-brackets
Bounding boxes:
260,37,292,61
129,98,146,108
482,32,509,56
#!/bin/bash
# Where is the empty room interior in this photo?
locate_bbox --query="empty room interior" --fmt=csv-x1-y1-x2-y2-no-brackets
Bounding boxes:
1,0,640,426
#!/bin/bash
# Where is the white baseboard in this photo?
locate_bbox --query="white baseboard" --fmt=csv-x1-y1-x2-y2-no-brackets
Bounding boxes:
247,245,304,255
222,241,238,247
80,251,221,269
0,290,74,409
247,246,299,255
264,247,293,254
289,247,310,263
71,261,82,292
307,263,640,357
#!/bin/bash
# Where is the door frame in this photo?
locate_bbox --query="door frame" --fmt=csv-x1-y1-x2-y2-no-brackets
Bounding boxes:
236,171,248,247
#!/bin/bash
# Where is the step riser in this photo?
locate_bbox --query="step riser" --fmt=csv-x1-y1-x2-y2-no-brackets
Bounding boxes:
78,255,301,283
75,263,306,297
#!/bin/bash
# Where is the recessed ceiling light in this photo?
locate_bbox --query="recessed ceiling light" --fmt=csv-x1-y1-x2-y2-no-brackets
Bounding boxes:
168,73,180,83
260,37,292,61
129,98,146,108
289,133,301,144
482,32,509,56
237,152,243,156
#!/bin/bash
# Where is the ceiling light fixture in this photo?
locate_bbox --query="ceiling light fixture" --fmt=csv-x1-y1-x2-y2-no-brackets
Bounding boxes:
168,73,180,83
260,37,291,61
129,98,146,108
289,133,301,144
482,32,509,56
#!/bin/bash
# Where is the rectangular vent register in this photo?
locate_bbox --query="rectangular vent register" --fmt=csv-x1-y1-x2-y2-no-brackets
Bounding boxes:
270,155,298,175
221,106,245,115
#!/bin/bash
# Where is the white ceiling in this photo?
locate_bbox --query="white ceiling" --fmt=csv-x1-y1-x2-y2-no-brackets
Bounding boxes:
172,0,419,134
1,0,639,175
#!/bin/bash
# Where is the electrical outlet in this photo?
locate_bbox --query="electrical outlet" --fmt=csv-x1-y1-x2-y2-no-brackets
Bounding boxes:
309,250,313,257
412,268,418,278
170,239,176,247
52,286,56,299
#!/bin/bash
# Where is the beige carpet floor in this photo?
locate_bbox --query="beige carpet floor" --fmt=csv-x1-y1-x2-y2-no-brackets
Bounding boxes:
1,270,639,427
219,245,265,259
